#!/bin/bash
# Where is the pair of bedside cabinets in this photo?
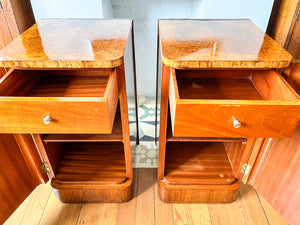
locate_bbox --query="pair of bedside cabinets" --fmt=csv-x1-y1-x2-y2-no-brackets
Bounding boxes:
0,19,299,208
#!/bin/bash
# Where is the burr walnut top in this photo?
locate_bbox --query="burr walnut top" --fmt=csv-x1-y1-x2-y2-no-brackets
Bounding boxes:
159,19,292,69
0,19,132,69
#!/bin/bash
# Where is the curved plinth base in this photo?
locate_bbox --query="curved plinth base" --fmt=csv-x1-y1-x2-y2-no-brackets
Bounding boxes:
51,178,133,203
158,180,240,203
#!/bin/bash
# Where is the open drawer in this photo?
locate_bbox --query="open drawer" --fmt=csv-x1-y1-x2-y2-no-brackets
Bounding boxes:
169,69,300,138
0,69,118,133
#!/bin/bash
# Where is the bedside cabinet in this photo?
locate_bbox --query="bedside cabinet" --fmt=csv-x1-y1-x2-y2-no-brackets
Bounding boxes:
157,19,300,203
0,19,138,203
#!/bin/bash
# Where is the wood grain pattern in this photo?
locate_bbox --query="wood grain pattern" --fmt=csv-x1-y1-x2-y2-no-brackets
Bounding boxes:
159,19,292,69
39,191,82,225
154,171,173,225
5,169,287,225
77,203,118,225
248,123,300,225
159,180,240,204
239,184,269,225
158,64,170,180
259,195,288,225
115,169,137,225
135,168,155,225
169,69,300,138
287,9,300,60
0,5,13,48
208,193,249,225
0,0,35,39
267,0,299,47
0,69,118,134
13,134,48,183
52,179,133,203
223,138,255,180
53,142,127,184
286,63,300,95
116,65,133,179
43,104,123,143
173,204,211,225
3,189,34,225
164,142,236,185
0,19,132,69
18,184,52,225
0,134,41,224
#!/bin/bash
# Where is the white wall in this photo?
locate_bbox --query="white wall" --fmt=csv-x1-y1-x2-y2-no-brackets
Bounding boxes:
112,0,274,97
30,0,274,97
31,0,104,21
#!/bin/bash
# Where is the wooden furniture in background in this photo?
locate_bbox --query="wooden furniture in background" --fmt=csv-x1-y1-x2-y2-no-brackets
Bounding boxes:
0,19,138,223
247,2,300,225
157,19,300,203
0,0,36,223
0,0,34,49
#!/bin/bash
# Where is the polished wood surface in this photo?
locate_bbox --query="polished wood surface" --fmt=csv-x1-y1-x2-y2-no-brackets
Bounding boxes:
0,0,35,49
159,19,292,69
52,142,126,184
159,180,240,203
246,5,300,224
164,142,236,185
249,124,300,225
52,179,133,203
169,69,300,138
116,65,133,179
43,105,123,143
0,69,118,133
286,63,300,95
286,9,300,60
13,134,49,183
0,134,42,224
158,64,170,180
267,0,299,47
0,19,132,68
224,138,255,180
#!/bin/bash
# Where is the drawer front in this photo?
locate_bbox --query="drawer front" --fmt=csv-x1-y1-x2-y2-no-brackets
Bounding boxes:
169,69,300,138
0,69,118,134
171,102,300,138
0,99,117,134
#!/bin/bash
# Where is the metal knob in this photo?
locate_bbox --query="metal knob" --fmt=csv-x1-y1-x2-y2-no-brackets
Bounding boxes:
233,119,241,128
43,116,52,125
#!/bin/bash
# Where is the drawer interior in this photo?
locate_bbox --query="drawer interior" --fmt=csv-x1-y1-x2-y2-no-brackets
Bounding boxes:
174,69,298,101
0,69,113,97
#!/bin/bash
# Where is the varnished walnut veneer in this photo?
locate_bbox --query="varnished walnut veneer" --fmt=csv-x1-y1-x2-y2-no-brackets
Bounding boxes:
158,19,299,204
0,19,132,69
0,19,134,204
159,19,292,69
169,69,300,138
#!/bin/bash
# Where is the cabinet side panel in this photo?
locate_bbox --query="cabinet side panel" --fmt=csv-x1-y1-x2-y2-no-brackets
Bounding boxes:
249,123,300,225
0,134,41,224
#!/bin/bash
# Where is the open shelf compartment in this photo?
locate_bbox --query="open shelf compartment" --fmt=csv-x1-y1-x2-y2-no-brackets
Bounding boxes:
164,142,236,185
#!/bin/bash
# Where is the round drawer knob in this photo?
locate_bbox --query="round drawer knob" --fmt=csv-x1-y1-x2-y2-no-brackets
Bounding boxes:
43,116,52,125
233,119,241,128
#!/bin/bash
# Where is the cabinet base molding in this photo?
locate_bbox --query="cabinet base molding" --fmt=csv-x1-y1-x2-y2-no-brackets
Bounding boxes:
158,180,240,203
51,178,133,203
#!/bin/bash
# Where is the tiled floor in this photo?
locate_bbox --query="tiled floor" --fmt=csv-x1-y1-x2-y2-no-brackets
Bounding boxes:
129,97,158,168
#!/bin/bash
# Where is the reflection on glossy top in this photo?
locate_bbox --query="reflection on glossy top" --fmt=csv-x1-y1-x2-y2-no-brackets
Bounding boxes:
0,19,132,68
159,19,292,69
